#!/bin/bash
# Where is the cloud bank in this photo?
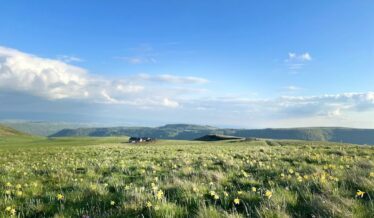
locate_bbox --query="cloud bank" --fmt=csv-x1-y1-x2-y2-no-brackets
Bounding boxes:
2,46,374,127
0,46,206,108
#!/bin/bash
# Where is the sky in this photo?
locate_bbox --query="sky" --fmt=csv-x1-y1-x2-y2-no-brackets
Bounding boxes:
0,0,374,128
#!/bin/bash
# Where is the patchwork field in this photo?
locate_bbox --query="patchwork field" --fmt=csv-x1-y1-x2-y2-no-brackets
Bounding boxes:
0,137,373,217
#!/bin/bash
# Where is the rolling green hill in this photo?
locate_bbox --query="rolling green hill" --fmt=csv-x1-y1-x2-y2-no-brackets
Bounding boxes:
51,124,374,145
0,124,28,136
0,121,96,136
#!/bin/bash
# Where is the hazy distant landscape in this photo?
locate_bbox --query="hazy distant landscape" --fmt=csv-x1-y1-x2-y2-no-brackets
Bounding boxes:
3,122,374,145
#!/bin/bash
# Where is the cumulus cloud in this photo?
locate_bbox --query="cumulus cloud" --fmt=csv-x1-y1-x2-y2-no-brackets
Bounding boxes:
0,46,186,108
137,73,209,84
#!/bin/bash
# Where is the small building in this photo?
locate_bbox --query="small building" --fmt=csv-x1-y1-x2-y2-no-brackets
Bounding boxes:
129,137,154,143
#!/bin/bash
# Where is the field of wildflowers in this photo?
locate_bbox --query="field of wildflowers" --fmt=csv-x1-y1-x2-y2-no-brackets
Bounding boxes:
0,137,373,217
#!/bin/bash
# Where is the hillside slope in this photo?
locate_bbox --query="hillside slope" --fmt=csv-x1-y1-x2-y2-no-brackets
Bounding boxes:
1,121,95,136
0,125,28,136
51,124,374,145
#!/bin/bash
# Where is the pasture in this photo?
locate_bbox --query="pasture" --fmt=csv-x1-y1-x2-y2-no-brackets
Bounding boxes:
0,137,373,217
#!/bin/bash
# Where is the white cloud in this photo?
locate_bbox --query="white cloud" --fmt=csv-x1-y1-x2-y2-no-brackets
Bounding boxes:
285,52,312,71
115,56,157,64
137,73,209,84
283,86,301,91
162,98,179,108
300,53,312,61
0,46,188,108
287,52,312,61
185,92,374,121
57,55,83,63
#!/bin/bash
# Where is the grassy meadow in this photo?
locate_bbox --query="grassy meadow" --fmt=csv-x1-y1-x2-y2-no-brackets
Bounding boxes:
0,137,373,217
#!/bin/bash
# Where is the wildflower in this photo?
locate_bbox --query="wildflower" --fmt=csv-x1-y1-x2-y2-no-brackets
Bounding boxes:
214,194,219,200
288,169,294,174
209,190,216,196
241,170,249,178
251,187,257,192
297,176,303,182
110,200,115,206
265,190,272,199
15,184,22,189
5,182,12,187
5,206,11,212
223,191,229,197
57,193,64,200
234,198,240,205
369,172,374,178
5,190,11,195
156,190,164,200
237,191,243,195
356,190,365,198
146,201,152,208
16,191,22,196
10,208,16,216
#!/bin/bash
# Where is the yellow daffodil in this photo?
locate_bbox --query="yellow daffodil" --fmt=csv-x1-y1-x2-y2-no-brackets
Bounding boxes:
10,208,16,216
5,206,11,212
251,187,257,192
57,193,64,200
146,201,152,208
110,200,115,206
265,190,272,199
156,190,164,200
234,198,240,205
356,190,365,198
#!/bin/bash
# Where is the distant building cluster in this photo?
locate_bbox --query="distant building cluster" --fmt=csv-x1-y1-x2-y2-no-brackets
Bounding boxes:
129,137,155,143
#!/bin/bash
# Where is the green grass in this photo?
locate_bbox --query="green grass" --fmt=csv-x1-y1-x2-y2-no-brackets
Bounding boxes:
0,137,373,217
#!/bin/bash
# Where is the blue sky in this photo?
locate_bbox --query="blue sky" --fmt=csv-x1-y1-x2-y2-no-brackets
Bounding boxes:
0,1,374,128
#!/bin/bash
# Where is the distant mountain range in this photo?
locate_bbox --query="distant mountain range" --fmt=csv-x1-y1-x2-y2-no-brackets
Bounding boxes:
0,121,96,136
50,124,374,145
